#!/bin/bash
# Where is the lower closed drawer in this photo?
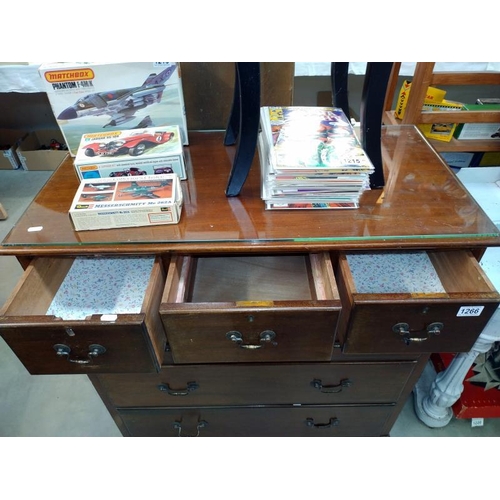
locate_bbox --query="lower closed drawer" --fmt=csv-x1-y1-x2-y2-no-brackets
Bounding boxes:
118,405,395,437
97,361,416,407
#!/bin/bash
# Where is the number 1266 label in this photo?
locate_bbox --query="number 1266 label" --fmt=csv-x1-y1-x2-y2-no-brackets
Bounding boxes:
457,306,484,317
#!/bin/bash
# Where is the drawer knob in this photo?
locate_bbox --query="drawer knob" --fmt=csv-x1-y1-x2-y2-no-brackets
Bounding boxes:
53,343,106,364
392,322,444,345
225,330,277,349
306,417,340,429
173,419,208,437
311,378,352,393
158,382,199,396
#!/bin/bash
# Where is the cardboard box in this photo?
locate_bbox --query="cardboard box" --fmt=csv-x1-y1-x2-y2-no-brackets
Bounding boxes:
454,104,500,140
395,80,447,120
0,128,27,169
16,129,69,171
69,174,183,231
73,125,186,181
38,62,189,155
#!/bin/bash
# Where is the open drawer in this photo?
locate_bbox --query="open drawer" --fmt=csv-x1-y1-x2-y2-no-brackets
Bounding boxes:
160,252,341,363
0,255,167,374
336,250,500,354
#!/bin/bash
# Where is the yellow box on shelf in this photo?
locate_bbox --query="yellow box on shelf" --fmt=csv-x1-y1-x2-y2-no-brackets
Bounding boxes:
395,80,447,120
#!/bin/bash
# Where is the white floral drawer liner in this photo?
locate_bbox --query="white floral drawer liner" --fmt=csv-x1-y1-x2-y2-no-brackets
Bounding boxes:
47,256,155,320
346,251,446,294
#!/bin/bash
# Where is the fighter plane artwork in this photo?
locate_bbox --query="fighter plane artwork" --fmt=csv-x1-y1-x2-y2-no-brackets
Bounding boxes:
118,181,171,199
57,64,178,128
86,182,116,191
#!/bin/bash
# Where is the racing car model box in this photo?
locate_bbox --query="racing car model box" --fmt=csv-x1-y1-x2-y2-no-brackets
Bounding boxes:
38,62,189,156
73,125,186,180
69,173,183,231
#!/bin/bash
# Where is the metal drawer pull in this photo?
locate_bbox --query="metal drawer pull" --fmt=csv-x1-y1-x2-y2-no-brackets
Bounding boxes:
311,378,352,393
392,322,444,346
306,418,340,429
226,330,277,349
173,420,208,437
158,382,199,396
53,343,106,364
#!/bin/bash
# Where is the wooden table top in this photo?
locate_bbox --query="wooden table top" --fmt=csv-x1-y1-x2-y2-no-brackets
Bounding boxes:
2,126,499,256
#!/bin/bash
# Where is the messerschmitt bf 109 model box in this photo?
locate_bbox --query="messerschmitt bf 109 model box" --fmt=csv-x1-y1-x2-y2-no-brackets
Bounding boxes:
69,173,183,231
38,62,189,156
73,125,186,180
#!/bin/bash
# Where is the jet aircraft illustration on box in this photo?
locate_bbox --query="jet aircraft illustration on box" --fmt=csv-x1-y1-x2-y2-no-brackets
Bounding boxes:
119,181,170,199
57,64,177,128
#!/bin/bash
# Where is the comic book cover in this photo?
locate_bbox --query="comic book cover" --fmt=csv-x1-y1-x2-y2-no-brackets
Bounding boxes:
264,106,374,172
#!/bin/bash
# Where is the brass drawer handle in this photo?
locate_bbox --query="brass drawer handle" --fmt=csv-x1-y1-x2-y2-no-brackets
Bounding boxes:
158,382,199,396
393,322,444,346
311,378,352,393
306,418,340,429
173,420,208,437
53,343,106,364
226,330,277,349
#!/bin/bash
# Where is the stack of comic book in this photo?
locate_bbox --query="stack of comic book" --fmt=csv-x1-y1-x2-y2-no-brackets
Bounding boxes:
258,106,374,210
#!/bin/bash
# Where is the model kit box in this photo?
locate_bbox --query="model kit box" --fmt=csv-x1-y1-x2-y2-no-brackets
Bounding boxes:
69,174,183,231
0,129,27,169
440,152,482,169
38,62,189,156
478,151,500,166
16,129,69,171
394,80,447,120
73,125,186,180
454,104,500,140
417,100,464,142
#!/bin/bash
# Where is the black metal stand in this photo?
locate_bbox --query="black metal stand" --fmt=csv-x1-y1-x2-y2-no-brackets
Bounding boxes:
331,62,350,120
224,62,261,197
359,62,394,189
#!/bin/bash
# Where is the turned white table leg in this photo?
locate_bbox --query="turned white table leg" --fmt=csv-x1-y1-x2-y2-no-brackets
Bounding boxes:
414,307,500,428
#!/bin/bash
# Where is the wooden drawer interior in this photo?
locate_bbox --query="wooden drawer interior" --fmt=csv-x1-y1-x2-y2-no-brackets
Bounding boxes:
160,252,341,363
167,253,339,303
0,255,167,373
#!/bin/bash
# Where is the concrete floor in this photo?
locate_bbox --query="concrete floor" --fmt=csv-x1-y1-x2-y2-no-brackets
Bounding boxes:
1,167,500,437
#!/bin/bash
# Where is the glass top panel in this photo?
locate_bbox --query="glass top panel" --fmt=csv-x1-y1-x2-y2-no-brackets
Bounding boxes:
2,126,499,252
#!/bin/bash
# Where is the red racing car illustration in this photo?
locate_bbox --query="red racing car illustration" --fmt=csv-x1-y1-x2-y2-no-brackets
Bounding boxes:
84,130,175,157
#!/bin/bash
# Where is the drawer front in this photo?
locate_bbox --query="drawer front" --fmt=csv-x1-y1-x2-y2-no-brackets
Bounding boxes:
342,302,499,354
118,405,394,437
163,309,338,363
0,321,161,374
97,361,417,407
161,252,341,364
0,256,167,374
337,251,500,354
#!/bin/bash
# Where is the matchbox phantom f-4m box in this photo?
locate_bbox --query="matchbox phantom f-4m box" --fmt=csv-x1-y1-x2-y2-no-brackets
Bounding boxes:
73,125,186,180
38,62,189,155
69,174,183,231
